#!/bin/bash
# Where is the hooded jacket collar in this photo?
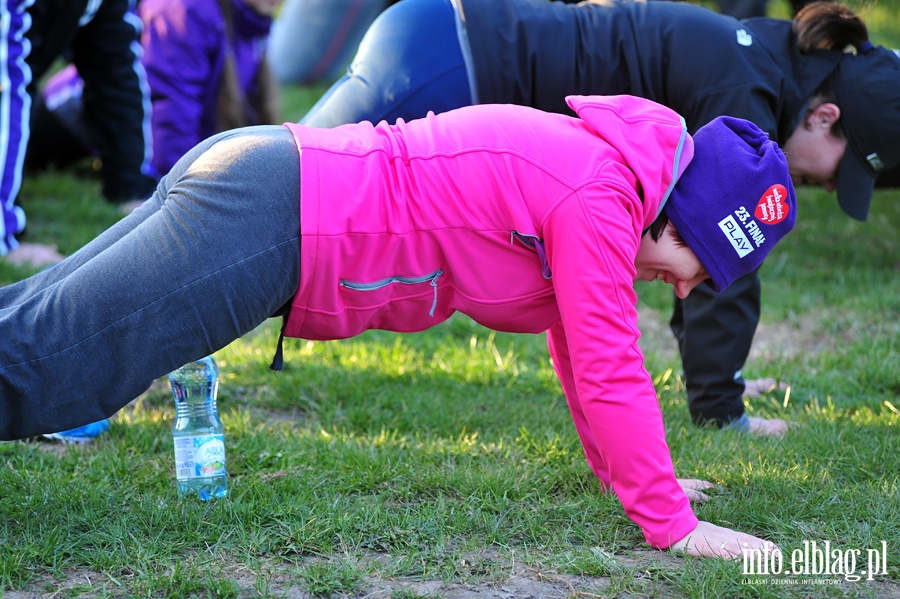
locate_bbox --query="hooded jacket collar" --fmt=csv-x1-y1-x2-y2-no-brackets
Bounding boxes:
566,95,694,223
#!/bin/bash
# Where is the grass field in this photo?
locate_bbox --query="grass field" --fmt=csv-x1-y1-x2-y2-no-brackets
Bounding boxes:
1,4,899,597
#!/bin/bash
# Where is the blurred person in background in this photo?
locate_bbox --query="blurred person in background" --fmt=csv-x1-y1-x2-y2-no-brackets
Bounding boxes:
28,0,282,190
1,0,155,267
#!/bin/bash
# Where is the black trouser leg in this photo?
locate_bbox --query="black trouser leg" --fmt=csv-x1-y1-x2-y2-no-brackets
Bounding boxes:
26,95,93,173
670,271,761,427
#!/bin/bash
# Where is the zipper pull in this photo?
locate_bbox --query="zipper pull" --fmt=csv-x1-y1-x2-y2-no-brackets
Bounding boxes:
428,271,442,317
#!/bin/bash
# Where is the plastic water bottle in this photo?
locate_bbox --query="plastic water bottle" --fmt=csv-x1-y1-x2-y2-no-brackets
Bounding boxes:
170,356,228,500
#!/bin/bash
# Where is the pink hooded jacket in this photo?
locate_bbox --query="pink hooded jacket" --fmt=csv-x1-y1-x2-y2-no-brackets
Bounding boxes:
283,95,698,548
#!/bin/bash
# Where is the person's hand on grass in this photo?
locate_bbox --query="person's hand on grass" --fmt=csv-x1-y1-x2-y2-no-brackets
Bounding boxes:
670,520,780,559
677,478,715,503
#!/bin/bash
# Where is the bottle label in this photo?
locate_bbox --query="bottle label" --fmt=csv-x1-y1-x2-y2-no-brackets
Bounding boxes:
174,434,227,479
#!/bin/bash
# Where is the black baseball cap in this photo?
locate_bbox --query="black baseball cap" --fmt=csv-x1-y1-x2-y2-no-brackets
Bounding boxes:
831,46,900,220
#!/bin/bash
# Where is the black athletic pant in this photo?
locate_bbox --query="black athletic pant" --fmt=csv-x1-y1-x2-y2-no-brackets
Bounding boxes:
670,270,760,427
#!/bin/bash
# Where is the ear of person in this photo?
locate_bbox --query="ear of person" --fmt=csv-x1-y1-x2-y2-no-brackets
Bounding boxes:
807,102,840,130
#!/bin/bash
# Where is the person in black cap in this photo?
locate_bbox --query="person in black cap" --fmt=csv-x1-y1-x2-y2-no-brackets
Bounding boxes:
823,47,900,219
296,0,900,437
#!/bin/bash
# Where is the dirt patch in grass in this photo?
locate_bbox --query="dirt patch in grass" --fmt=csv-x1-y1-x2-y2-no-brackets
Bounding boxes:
636,306,839,365
8,552,900,599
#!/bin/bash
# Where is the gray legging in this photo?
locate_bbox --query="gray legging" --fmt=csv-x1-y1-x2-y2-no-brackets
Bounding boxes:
0,126,301,440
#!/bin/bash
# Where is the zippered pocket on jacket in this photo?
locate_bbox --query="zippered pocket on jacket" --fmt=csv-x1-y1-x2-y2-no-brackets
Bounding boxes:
510,231,552,279
339,269,443,316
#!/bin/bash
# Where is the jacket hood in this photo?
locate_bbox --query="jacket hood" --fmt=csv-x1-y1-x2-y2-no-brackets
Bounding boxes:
565,95,693,225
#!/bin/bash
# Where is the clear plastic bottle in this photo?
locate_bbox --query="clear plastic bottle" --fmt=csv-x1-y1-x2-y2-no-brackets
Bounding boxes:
170,355,228,500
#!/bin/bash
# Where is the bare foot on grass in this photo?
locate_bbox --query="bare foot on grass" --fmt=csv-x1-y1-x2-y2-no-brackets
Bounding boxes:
6,242,65,268
747,416,801,439
743,377,788,398
118,199,145,215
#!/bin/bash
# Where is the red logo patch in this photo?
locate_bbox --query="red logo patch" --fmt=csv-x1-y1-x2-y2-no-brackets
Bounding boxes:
755,184,790,225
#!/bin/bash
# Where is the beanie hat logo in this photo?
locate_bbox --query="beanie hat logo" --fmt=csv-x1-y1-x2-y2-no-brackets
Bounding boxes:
755,184,790,225
717,214,755,258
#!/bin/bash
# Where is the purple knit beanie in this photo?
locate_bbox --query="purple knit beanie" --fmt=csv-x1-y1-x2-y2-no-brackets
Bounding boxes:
664,116,796,292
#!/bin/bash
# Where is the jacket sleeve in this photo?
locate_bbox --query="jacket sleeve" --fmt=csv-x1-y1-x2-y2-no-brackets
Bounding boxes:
70,0,158,201
542,182,698,549
546,319,612,488
139,0,224,175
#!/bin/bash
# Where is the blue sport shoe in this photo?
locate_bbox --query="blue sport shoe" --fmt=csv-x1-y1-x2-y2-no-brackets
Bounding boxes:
42,419,110,444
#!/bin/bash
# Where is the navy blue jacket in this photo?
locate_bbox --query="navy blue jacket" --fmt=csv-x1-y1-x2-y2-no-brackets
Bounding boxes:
461,0,844,140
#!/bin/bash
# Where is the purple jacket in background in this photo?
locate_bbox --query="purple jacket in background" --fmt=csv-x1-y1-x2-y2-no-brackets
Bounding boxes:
141,0,272,175
43,0,272,177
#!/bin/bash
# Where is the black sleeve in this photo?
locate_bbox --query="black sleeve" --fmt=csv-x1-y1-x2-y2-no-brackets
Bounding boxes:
70,0,158,202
